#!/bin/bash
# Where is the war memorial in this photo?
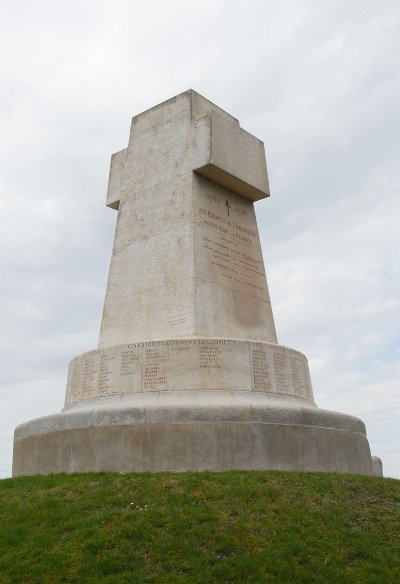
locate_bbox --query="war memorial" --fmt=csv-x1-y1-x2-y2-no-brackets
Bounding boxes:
12,90,382,476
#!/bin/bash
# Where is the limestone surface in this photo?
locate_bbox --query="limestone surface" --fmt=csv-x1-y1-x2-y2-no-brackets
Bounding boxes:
64,340,314,407
100,91,276,347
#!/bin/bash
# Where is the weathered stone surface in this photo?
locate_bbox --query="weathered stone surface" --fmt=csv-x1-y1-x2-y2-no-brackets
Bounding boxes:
64,339,314,406
100,93,277,347
13,393,373,476
371,456,384,477
13,90,382,477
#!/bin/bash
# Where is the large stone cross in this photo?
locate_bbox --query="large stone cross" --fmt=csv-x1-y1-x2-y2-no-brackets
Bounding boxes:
107,92,270,211
99,90,277,347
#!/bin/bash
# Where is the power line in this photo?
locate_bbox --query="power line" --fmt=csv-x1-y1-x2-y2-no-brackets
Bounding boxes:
357,405,400,416
367,415,400,423
341,396,400,410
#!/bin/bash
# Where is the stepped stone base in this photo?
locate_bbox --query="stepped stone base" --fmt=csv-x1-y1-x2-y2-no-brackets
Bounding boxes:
13,392,381,476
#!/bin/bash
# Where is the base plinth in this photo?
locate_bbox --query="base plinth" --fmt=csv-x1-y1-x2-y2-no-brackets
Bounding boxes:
13,392,381,476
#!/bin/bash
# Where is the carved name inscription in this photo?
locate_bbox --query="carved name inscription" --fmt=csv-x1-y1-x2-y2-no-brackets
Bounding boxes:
144,347,168,390
251,347,272,392
98,354,114,394
68,360,81,403
120,349,140,376
199,344,222,369
81,352,99,400
197,188,267,300
65,340,314,407
272,346,291,394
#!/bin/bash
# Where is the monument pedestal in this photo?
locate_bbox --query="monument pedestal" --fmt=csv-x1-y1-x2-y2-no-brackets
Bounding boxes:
13,390,375,476
13,91,382,476
13,338,378,476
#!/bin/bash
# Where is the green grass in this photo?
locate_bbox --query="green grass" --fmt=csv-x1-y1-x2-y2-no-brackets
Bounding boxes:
0,471,399,583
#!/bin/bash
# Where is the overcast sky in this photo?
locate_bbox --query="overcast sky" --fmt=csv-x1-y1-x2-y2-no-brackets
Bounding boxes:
1,0,399,479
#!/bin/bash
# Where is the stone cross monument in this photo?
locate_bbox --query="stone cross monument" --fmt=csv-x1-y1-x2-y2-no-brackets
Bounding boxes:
13,90,382,476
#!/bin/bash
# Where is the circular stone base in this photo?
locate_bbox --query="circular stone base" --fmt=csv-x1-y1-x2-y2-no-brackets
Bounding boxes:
13,392,379,476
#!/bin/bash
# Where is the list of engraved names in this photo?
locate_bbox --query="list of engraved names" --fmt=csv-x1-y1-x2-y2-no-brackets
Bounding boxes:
65,340,314,405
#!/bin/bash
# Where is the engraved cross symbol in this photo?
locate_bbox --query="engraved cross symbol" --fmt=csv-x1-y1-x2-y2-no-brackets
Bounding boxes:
224,200,231,216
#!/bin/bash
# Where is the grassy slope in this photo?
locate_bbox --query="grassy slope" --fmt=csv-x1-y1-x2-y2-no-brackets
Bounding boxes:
0,471,399,583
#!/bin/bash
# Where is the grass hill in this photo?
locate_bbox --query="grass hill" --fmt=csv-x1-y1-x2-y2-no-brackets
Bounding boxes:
0,471,399,583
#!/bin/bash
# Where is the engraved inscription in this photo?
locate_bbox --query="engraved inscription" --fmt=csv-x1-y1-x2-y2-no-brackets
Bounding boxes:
120,350,140,376
201,234,266,294
167,311,191,326
81,352,99,400
144,347,168,390
206,192,248,218
272,347,291,394
199,207,255,247
64,340,314,405
289,354,303,396
68,360,81,403
198,192,267,299
198,343,223,369
251,348,272,392
98,354,115,394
